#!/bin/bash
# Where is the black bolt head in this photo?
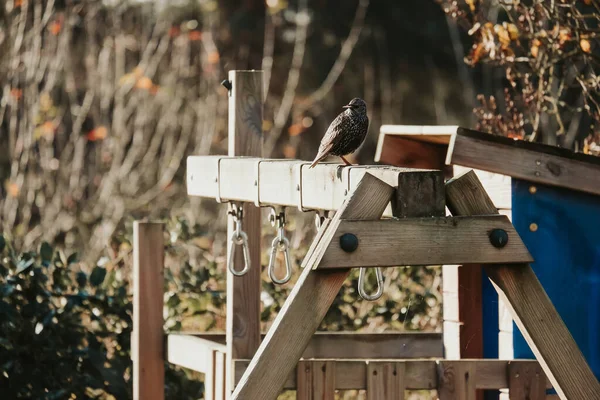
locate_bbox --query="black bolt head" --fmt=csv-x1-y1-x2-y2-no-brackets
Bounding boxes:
339,233,359,253
489,229,509,248
221,79,232,91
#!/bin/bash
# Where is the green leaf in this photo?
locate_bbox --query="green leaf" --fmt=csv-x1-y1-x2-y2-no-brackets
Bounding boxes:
67,252,79,265
0,235,5,252
89,267,106,287
76,272,87,287
15,258,34,274
40,242,53,266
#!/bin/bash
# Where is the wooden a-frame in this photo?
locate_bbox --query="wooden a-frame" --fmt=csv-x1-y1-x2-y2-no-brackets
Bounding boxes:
231,172,600,400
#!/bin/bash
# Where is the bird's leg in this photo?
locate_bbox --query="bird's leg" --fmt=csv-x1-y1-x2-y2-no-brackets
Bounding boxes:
340,156,352,166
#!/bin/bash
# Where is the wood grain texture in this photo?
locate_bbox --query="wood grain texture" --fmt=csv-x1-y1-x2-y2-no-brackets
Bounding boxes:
189,332,444,359
233,359,551,391
297,360,336,400
394,171,445,217
367,362,406,400
226,70,263,398
133,222,165,400
231,173,395,400
446,170,600,400
508,361,546,400
318,216,532,268
438,361,477,400
447,128,600,196
377,135,450,172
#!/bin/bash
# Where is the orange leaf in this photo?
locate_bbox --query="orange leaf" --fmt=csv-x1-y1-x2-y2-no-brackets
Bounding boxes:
5,181,19,197
207,51,220,64
135,76,153,90
87,126,108,141
10,88,22,100
41,121,55,138
287,123,303,137
49,21,61,36
580,39,591,53
283,145,296,158
531,39,541,58
169,27,180,38
188,30,202,41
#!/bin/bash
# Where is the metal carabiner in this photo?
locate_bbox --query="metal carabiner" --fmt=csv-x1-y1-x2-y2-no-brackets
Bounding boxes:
358,267,384,301
268,209,292,284
228,205,251,276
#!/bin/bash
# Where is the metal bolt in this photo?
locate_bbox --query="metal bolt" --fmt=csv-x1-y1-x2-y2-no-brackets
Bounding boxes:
339,233,359,253
489,229,509,248
535,171,541,177
529,185,537,194
535,160,541,166
221,79,232,91
530,223,538,232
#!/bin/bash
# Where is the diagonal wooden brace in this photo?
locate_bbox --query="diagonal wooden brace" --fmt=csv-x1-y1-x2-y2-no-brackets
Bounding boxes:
231,173,397,400
446,170,600,400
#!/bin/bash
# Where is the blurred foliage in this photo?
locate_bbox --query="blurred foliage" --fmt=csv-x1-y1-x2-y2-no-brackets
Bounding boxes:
0,236,204,399
439,0,600,154
0,210,442,399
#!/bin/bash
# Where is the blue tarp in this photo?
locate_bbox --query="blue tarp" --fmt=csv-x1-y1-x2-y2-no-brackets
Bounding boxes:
511,178,600,380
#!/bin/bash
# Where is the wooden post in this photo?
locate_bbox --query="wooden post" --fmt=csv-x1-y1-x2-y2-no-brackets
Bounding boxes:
226,70,264,395
438,361,477,400
231,171,445,400
445,170,600,400
133,222,165,400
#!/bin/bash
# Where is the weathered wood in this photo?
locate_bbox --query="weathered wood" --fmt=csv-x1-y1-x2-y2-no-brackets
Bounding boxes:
133,222,165,400
297,360,336,400
188,332,444,359
317,216,532,268
233,359,551,390
394,171,445,217
377,135,449,171
226,71,263,397
438,361,477,400
231,173,396,400
447,127,600,196
446,170,600,400
367,362,406,400
187,156,437,217
508,361,546,400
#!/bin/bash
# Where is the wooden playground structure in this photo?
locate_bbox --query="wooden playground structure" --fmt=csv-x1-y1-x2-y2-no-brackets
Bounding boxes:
131,70,600,400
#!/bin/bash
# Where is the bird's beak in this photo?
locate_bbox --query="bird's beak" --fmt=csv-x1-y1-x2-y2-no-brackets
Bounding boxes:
342,104,352,109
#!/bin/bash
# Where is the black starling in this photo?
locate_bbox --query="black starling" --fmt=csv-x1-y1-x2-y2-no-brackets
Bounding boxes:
309,98,369,168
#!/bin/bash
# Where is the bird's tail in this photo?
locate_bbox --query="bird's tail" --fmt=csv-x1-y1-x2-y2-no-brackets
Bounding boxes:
309,154,326,168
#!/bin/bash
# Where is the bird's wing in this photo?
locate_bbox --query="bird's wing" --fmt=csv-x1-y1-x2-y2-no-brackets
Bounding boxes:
309,113,346,167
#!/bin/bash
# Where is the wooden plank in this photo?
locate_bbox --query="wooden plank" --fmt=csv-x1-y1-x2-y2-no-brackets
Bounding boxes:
376,135,449,171
445,170,600,400
301,332,443,359
231,173,397,400
186,156,434,217
166,334,226,373
297,360,336,400
438,361,477,400
394,170,445,217
215,351,226,400
233,359,551,390
317,216,532,269
447,127,600,196
226,70,263,397
453,165,512,210
133,222,165,400
189,332,444,359
508,361,546,400
367,362,406,400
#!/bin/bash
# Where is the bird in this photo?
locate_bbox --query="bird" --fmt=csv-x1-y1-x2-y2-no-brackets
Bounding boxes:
309,98,369,168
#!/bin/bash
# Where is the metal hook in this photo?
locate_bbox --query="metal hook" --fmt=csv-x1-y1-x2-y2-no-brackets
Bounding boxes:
227,204,251,276
268,208,292,284
358,267,384,301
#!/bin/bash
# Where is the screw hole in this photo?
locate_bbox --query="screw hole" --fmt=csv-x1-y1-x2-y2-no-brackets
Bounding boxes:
373,370,378,376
